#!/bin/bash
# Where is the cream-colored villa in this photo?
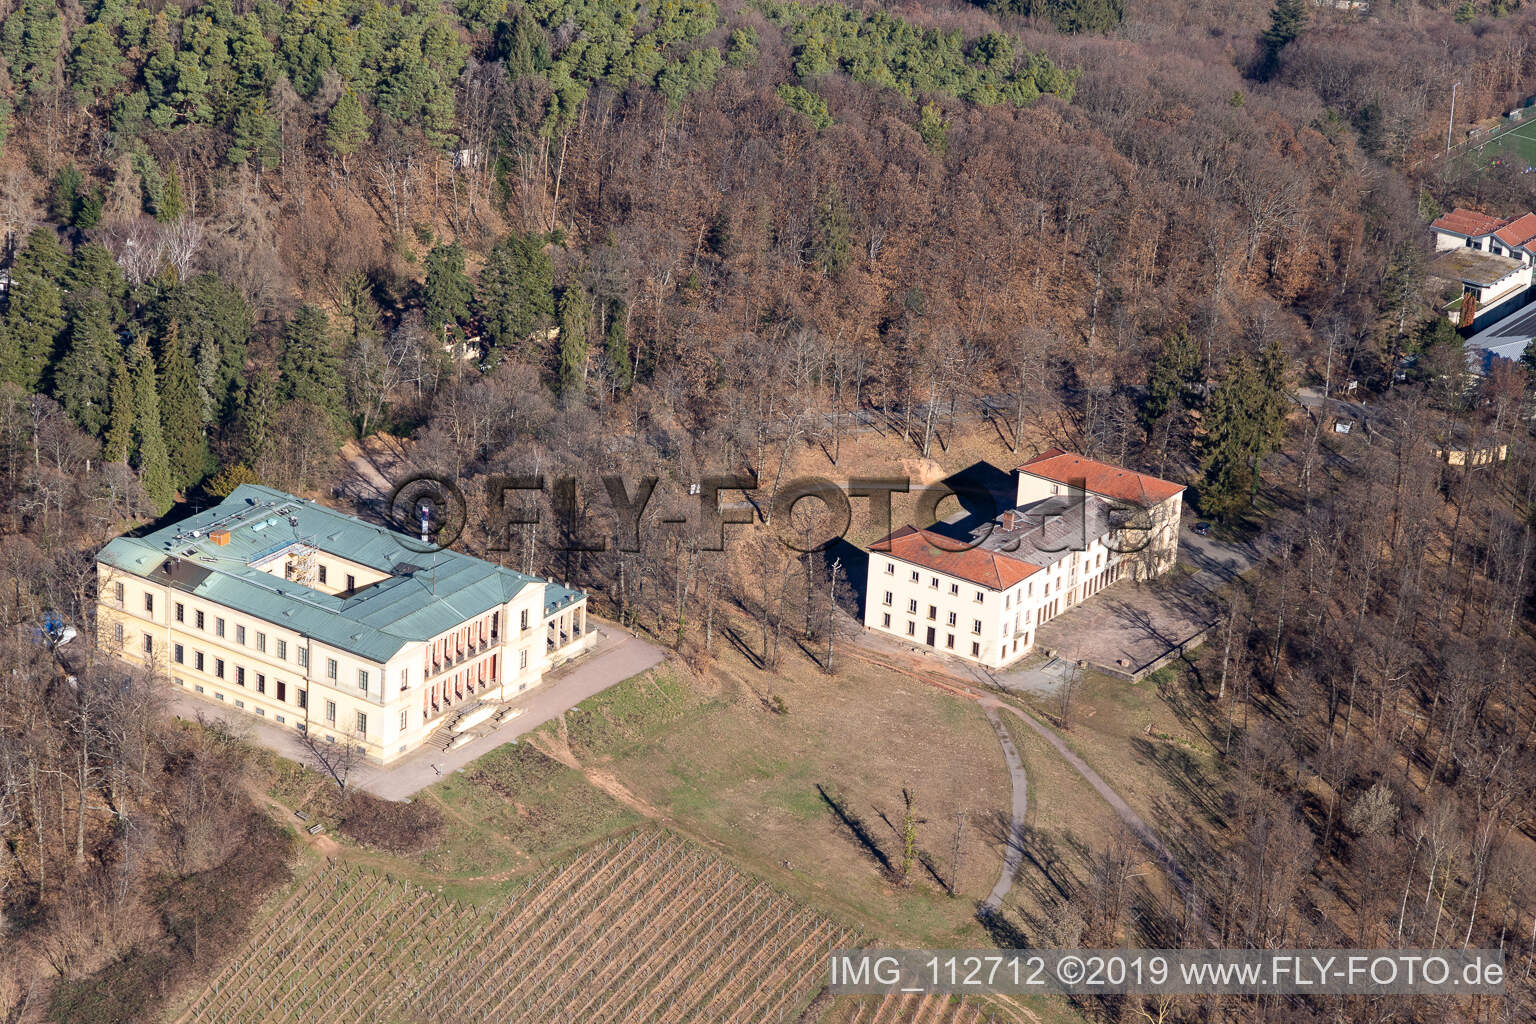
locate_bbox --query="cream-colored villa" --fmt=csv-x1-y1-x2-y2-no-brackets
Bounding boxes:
864,449,1184,670
96,484,593,763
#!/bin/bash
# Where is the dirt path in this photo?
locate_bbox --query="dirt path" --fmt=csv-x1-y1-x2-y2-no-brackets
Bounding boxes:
981,705,1029,915
246,780,341,858
526,718,670,821
337,433,412,509
848,644,1190,897
990,701,1189,894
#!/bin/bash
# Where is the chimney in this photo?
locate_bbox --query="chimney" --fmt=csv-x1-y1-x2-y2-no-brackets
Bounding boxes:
1003,510,1015,531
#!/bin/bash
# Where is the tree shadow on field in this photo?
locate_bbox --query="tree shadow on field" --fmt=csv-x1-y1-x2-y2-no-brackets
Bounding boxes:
720,624,764,669
817,784,892,875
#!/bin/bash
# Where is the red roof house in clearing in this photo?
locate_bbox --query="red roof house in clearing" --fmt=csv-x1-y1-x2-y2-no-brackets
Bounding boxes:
873,525,1040,590
1018,448,1185,507
1432,208,1510,239
1494,213,1536,250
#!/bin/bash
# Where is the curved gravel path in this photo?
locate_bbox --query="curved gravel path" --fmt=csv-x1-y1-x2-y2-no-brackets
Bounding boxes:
993,701,1189,893
982,704,1030,914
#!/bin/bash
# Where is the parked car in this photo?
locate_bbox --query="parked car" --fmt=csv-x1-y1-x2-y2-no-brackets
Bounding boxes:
1193,521,1212,536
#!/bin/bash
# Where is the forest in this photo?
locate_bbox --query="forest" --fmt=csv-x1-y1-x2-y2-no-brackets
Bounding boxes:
1,0,1536,1017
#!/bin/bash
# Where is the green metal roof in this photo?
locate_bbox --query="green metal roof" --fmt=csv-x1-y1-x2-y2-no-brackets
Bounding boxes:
97,484,583,663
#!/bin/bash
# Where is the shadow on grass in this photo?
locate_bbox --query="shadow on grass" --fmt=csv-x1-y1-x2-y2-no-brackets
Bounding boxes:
817,784,892,875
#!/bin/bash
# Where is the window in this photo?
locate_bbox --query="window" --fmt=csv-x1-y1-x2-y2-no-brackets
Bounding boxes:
297,690,307,709
907,599,918,614
357,669,369,692
214,658,225,679
113,622,124,644
215,692,224,701
518,649,528,670
236,666,245,686
520,608,530,630
194,651,205,671
325,700,336,723
972,620,982,635
910,570,920,582
949,583,959,595
257,632,267,652
276,639,287,660
346,574,356,591
882,613,891,627
885,562,895,575
144,593,154,614
929,576,939,589
946,635,955,649
906,621,916,636
256,673,265,694
400,668,409,692
974,590,984,603
971,642,980,657
276,680,286,702
318,564,328,585
1005,594,1011,609
235,699,244,709
297,648,308,669
356,711,367,735
142,634,154,655
947,612,957,626
883,591,893,606
326,658,338,680
194,610,204,630
400,710,408,731
114,581,124,604
927,605,937,620
215,617,225,638
1001,646,1007,661
236,624,246,645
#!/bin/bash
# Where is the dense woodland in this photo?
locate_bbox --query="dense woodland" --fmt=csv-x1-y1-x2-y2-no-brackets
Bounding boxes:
2,0,1536,1018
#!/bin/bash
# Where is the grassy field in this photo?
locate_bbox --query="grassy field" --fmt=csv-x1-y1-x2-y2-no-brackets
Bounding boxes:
1004,664,1217,843
541,638,1015,947
1467,116,1536,169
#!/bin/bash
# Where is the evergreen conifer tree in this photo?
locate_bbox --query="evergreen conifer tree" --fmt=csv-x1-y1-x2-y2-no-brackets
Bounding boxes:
104,360,134,462
423,242,473,339
1257,0,1307,79
555,283,590,395
0,232,66,392
158,322,213,489
326,89,370,164
54,296,118,436
604,300,633,390
477,232,554,356
278,305,344,422
127,334,175,513
236,369,278,466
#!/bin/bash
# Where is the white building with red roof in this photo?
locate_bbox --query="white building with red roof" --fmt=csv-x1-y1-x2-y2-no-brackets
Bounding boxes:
863,451,1184,670
1429,208,1536,330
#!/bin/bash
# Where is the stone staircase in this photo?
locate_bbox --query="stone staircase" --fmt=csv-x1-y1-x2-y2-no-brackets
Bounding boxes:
426,698,526,751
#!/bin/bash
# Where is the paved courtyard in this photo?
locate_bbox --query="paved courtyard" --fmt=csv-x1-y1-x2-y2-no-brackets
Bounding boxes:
166,626,666,800
1032,528,1257,676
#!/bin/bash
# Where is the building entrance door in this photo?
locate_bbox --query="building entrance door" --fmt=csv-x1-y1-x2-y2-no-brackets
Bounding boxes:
925,627,936,646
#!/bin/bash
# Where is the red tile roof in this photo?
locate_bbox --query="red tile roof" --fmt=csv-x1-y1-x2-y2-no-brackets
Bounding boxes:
1495,212,1536,249
873,525,1040,590
1018,449,1185,507
1432,208,1509,238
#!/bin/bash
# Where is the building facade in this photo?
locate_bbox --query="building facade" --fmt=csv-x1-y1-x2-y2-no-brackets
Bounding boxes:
863,450,1183,670
1430,208,1536,330
96,484,593,763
